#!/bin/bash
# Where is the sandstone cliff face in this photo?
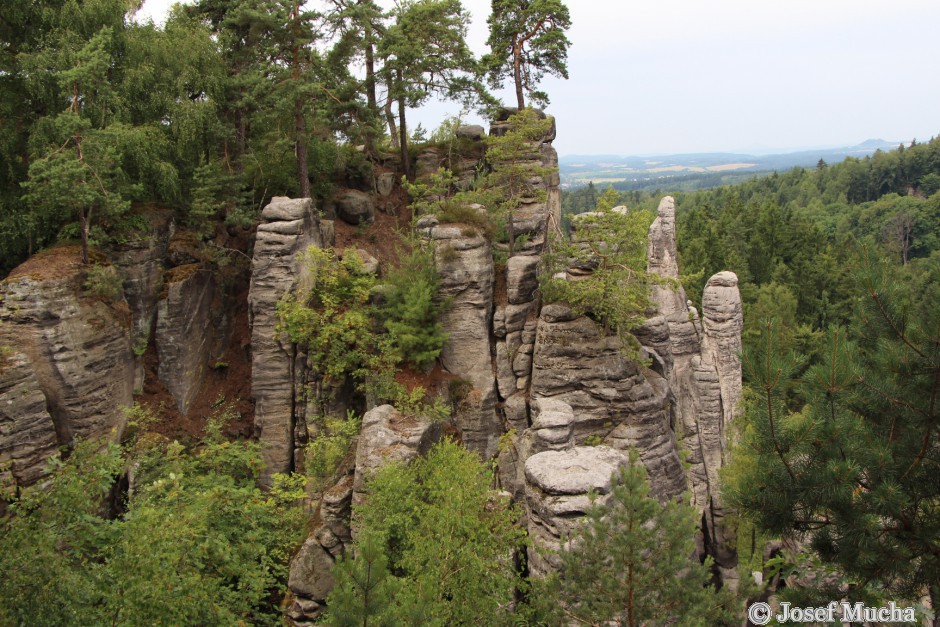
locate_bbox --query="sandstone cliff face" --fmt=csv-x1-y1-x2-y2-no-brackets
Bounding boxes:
0,262,134,490
524,446,630,577
248,197,325,484
156,267,223,414
429,224,500,457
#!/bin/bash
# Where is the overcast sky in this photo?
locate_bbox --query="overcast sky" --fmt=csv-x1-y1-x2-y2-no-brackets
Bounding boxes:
135,0,940,156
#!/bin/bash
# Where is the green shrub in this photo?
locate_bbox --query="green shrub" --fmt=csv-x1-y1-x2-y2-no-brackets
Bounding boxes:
276,247,378,383
306,411,361,490
376,247,449,371
83,263,123,301
328,440,525,624
0,421,307,625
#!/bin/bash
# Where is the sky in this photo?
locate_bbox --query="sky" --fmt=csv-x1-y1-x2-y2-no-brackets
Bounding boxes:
134,0,940,156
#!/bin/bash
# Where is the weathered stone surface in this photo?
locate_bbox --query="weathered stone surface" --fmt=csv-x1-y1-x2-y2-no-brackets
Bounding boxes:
433,227,500,457
375,171,396,197
288,537,336,600
112,214,172,347
506,255,540,305
503,392,529,433
263,197,310,222
258,219,304,235
455,124,485,140
156,267,221,414
524,446,629,576
335,189,374,225
701,271,743,430
287,459,357,623
0,264,134,487
643,197,744,587
531,311,686,499
352,404,441,508
0,348,59,490
495,340,516,399
415,148,443,180
250,197,321,484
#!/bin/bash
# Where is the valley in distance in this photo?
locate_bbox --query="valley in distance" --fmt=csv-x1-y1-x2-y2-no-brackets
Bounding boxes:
560,138,903,192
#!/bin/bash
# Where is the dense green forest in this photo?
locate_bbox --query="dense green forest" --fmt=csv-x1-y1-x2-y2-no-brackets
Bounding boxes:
0,0,498,274
564,137,940,355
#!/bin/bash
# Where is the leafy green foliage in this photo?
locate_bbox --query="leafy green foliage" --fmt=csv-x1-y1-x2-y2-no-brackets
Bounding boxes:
83,262,124,301
277,247,378,383
0,421,307,625
328,439,526,625
542,452,734,626
724,247,940,609
276,245,450,417
378,0,489,176
460,109,555,252
306,411,362,490
327,530,400,627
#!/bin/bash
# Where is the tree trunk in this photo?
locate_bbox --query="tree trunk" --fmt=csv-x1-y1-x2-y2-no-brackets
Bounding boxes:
385,97,399,149
295,103,310,198
291,0,310,199
363,21,377,154
396,67,410,178
513,41,525,110
234,107,247,174
79,211,90,265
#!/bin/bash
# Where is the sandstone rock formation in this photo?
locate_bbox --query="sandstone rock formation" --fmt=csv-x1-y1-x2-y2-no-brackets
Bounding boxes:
155,266,222,414
430,224,500,457
643,196,744,585
0,258,135,490
334,189,374,225
524,446,630,577
249,197,323,484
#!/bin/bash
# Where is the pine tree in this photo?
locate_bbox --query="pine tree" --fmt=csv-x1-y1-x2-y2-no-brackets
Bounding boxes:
548,452,730,626
326,531,399,626
337,439,526,624
378,0,486,177
484,0,571,109
725,247,940,620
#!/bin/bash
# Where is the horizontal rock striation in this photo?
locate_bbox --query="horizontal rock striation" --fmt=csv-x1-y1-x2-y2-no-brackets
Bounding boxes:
643,196,744,586
0,263,134,489
249,197,323,484
524,446,629,577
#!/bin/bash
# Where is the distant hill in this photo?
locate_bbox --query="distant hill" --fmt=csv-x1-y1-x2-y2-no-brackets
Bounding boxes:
560,140,904,190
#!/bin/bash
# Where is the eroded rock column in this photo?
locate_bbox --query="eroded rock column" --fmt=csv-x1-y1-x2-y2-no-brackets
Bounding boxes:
249,197,323,483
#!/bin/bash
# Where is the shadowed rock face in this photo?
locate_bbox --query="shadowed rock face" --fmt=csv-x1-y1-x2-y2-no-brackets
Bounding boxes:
156,268,221,414
430,225,500,457
249,197,323,484
0,268,134,490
